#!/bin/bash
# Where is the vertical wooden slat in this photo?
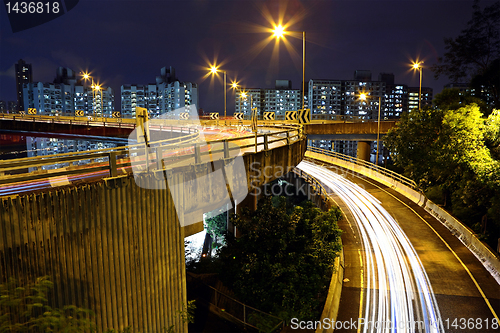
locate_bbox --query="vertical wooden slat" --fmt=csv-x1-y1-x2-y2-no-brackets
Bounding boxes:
95,183,108,331
103,183,117,331
82,186,94,314
53,191,67,307
111,180,124,329
121,178,134,331
151,176,160,331
40,193,55,303
142,180,154,332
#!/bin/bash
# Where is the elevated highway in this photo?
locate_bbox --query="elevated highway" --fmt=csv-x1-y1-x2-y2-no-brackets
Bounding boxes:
2,114,498,333
302,148,500,332
0,121,306,333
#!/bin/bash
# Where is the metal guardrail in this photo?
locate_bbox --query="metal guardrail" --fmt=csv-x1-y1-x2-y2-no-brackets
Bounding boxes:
0,112,137,127
306,146,419,190
0,125,303,187
208,285,284,331
292,167,331,200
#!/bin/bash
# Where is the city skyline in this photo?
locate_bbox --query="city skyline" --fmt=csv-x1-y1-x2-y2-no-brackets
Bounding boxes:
1,0,494,112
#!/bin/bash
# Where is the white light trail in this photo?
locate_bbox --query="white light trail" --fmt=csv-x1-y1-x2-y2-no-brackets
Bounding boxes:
298,160,444,333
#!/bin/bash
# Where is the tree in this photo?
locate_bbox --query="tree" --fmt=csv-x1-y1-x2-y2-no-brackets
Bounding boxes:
217,196,342,322
431,0,500,109
0,276,95,333
385,103,500,244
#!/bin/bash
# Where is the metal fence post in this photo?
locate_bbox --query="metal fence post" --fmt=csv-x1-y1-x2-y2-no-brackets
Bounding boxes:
156,147,163,170
109,151,118,177
264,134,268,150
194,143,201,164
223,140,229,159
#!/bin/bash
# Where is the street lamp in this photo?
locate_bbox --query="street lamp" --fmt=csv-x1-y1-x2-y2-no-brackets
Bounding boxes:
271,24,306,111
412,61,423,110
359,93,382,165
209,66,227,124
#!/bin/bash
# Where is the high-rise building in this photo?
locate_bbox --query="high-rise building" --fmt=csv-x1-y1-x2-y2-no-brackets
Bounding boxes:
15,59,32,112
121,68,198,118
235,89,263,115
308,71,427,119
408,86,433,111
23,67,114,116
234,80,301,116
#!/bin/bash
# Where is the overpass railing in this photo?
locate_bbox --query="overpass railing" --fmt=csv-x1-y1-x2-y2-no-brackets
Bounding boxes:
306,146,418,190
0,125,303,189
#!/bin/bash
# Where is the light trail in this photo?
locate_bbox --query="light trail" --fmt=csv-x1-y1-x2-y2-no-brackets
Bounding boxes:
298,160,444,333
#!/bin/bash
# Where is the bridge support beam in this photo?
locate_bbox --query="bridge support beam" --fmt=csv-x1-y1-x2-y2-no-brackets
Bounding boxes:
356,141,371,161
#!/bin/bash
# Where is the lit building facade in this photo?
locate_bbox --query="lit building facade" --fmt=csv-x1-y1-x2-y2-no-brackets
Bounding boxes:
23,82,114,116
120,67,198,118
22,67,114,117
408,86,433,111
15,59,33,112
234,80,301,116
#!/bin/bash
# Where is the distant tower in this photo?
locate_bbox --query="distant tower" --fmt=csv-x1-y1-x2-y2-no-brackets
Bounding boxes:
15,59,33,111
156,66,177,84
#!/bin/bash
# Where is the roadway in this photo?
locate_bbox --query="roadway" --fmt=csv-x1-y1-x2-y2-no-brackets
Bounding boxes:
298,159,500,333
0,125,296,196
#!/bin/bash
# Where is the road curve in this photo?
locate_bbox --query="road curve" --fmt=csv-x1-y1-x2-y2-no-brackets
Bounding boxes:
298,160,444,333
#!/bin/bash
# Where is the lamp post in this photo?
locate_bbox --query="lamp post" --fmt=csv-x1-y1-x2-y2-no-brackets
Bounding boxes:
360,93,382,165
412,61,423,110
210,66,227,125
271,25,306,111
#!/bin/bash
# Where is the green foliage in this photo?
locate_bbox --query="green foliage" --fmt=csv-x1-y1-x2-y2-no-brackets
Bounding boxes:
433,88,488,113
217,196,342,322
204,210,227,250
385,103,500,245
0,276,95,333
431,0,500,109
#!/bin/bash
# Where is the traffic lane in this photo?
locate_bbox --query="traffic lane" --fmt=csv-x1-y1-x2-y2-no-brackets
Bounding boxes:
331,190,364,333
335,170,500,332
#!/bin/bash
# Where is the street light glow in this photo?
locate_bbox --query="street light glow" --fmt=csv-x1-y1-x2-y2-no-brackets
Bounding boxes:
273,24,285,39
359,93,367,101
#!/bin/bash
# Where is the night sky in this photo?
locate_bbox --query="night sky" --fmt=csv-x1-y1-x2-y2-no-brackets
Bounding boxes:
0,0,494,113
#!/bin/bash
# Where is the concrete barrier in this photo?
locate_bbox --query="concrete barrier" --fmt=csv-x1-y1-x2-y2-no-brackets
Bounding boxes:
305,150,500,284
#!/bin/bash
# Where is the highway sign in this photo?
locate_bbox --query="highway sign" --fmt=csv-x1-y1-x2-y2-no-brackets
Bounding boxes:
112,111,121,118
75,110,84,117
210,112,219,120
298,109,311,124
180,112,190,120
234,113,244,120
285,111,297,121
28,108,36,115
263,112,275,120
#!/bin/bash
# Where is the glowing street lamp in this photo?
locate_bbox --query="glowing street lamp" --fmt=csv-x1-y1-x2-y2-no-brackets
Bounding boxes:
271,24,306,111
359,92,382,165
411,61,423,110
209,65,227,124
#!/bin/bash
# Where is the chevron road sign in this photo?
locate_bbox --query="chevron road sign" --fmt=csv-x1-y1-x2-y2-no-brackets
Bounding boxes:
298,109,311,124
285,111,297,121
210,112,219,120
75,110,84,117
234,113,244,120
180,112,190,120
112,111,121,118
263,112,275,120
28,108,36,115
19,111,25,115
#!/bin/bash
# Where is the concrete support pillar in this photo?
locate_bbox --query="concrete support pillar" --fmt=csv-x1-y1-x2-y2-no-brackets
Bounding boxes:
357,141,371,161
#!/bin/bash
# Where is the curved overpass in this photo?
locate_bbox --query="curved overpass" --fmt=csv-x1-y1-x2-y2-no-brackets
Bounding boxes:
0,122,307,333
301,149,500,333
